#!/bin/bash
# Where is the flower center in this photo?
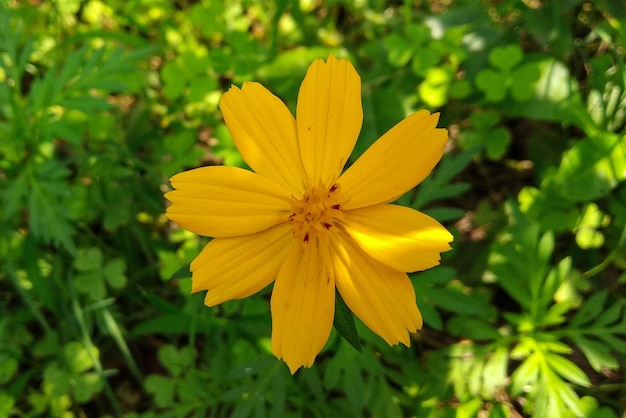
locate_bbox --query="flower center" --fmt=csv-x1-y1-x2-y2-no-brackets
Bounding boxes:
287,183,344,243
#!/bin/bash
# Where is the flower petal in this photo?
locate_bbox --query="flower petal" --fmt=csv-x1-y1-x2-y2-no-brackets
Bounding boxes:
166,166,291,237
220,82,305,195
330,231,423,346
296,55,363,186
191,223,295,306
341,204,453,272
339,110,448,209
271,240,335,374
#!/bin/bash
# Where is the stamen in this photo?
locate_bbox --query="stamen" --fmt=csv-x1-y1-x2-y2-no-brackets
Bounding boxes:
287,183,344,244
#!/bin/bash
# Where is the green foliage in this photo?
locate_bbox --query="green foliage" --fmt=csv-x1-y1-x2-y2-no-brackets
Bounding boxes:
1,1,625,417
475,44,541,102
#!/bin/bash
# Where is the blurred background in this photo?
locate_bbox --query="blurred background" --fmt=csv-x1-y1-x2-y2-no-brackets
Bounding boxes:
1,1,625,417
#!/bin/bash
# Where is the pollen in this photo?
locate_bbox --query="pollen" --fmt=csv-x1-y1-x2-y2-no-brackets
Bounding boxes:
287,182,345,243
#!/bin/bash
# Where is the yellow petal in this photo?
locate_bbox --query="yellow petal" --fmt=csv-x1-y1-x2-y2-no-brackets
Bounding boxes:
339,110,448,209
341,204,453,272
220,82,305,195
330,231,423,346
271,240,335,374
296,55,363,186
165,166,291,237
191,224,295,306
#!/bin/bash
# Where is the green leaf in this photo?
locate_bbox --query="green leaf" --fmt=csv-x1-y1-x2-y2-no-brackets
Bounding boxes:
384,33,413,67
554,133,626,201
510,353,539,395
447,316,500,340
103,258,127,289
485,127,511,159
411,147,478,209
413,266,456,286
544,352,590,387
43,364,72,397
145,374,176,408
74,247,103,271
333,290,362,353
75,270,106,300
428,287,497,319
569,290,608,327
510,63,541,101
73,372,103,403
0,393,15,418
571,335,619,372
476,69,507,102
63,341,98,374
158,344,195,377
29,176,76,253
470,110,499,130
60,96,113,112
187,77,217,102
489,44,523,72
593,301,622,328
0,354,18,384
411,48,442,76
161,60,187,99
482,346,508,398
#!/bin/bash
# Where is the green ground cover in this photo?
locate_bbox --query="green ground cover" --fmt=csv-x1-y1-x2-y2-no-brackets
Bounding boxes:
1,0,625,416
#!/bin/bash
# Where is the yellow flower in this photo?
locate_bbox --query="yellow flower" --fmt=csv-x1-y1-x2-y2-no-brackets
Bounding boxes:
165,55,453,374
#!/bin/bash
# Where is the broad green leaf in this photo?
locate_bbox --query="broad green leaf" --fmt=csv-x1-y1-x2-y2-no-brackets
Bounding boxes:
344,359,366,411
75,270,106,300
177,373,207,404
162,60,187,99
43,364,72,397
103,258,127,289
404,23,432,45
476,69,507,102
384,33,413,67
469,109,499,129
74,247,103,271
411,48,442,76
63,341,98,374
145,374,176,408
554,133,626,201
510,63,541,101
187,77,218,103
415,292,443,330
489,44,523,72
0,355,17,384
73,372,103,403
412,266,456,286
419,67,452,107
158,344,195,377
485,127,511,159
0,393,15,418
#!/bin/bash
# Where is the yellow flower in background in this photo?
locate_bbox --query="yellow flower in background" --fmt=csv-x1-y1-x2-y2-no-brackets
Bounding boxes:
165,55,453,373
